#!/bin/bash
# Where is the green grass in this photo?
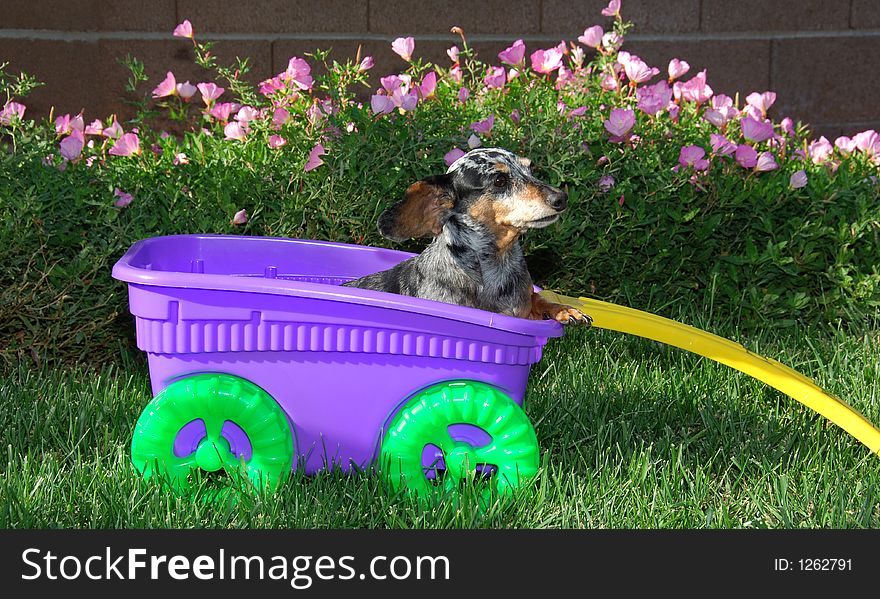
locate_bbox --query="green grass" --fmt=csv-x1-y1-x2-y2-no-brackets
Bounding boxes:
1,309,878,528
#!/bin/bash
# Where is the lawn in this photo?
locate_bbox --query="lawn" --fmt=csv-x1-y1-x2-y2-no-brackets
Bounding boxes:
2,307,877,528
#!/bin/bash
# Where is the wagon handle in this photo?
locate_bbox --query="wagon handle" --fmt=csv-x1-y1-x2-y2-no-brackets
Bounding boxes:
540,290,880,457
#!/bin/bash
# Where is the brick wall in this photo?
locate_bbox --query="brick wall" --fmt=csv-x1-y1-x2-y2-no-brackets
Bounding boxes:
2,0,879,138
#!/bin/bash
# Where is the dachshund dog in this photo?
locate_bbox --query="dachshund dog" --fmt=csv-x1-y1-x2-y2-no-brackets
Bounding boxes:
343,148,591,326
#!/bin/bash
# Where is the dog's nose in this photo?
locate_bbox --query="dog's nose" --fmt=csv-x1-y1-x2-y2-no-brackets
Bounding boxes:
547,188,568,211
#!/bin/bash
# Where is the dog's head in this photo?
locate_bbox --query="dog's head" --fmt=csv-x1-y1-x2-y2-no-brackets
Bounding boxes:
377,148,568,245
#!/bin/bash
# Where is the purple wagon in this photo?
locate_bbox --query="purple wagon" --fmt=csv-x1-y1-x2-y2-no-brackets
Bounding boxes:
112,234,562,497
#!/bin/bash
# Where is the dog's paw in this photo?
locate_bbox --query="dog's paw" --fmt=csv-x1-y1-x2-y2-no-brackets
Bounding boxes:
553,306,592,327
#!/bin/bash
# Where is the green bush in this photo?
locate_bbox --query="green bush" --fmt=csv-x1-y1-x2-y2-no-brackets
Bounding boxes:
1,9,879,365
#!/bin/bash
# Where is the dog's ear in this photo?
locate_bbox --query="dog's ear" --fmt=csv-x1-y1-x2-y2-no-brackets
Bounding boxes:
377,174,454,241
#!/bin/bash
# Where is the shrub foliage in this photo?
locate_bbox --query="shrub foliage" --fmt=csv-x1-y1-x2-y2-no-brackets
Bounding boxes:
1,7,879,364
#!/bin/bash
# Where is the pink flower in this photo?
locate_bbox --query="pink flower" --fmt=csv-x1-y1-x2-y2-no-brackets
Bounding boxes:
678,70,713,104
380,74,405,93
470,115,495,135
370,94,395,115
703,110,726,128
601,0,621,17
197,82,224,105
622,56,659,84
571,46,585,69
853,130,879,153
419,71,437,99
102,119,123,139
735,144,758,168
391,37,415,61
359,56,374,71
710,133,737,156
597,175,615,192
789,170,808,189
209,102,241,122
602,32,622,52
258,76,284,96
666,102,680,121
808,136,834,164
224,121,247,141
152,71,177,98
173,152,189,165
745,91,776,117
509,109,521,124
636,80,672,116
268,135,287,149
668,58,690,81
84,119,103,135
59,130,85,161
235,106,260,123
447,45,460,63
108,133,141,157
754,151,779,172
284,57,313,90
780,117,795,137
458,87,470,103
55,113,73,136
568,106,587,118
498,39,526,65
176,81,197,100
391,88,418,112
272,107,290,128
835,136,856,154
578,25,603,48
306,98,333,124
712,94,733,109
0,101,26,125
304,143,325,171
530,47,564,74
444,148,466,167
467,133,482,149
600,71,619,91
678,145,709,171
741,117,774,143
173,19,193,39
114,188,134,208
603,108,635,140
484,66,506,89
449,65,463,84
232,209,248,225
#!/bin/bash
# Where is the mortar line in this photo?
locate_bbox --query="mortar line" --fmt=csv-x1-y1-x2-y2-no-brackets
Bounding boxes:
2,28,880,43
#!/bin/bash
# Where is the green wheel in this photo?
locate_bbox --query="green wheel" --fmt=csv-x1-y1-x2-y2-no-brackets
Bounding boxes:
380,381,540,499
131,373,294,492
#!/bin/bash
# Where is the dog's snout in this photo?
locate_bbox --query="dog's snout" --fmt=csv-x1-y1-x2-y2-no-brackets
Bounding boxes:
547,188,568,211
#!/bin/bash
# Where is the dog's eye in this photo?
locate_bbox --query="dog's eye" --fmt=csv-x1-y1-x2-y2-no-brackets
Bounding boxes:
492,173,509,188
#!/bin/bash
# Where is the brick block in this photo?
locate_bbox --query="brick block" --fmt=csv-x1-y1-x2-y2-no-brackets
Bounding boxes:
771,37,880,126
3,0,100,31
701,0,849,32
0,39,102,118
369,0,541,34
851,1,880,28
176,0,368,33
541,0,700,35
99,0,177,31
626,39,771,101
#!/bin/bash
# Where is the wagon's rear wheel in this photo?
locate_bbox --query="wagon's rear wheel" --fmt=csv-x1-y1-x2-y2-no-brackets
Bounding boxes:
380,381,540,500
131,373,294,493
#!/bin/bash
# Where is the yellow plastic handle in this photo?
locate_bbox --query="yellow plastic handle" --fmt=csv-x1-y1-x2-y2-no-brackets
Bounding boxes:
540,291,880,456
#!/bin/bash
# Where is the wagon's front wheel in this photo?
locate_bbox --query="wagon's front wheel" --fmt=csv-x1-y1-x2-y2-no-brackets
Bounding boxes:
380,381,540,500
131,373,294,493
